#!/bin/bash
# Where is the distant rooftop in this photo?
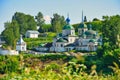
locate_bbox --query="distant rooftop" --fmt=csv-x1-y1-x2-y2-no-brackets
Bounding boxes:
27,30,39,34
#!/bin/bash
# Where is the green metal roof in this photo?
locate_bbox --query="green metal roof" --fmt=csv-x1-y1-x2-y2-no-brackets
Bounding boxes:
39,44,45,47
85,30,96,35
56,38,68,42
78,23,87,28
89,39,96,43
63,24,74,30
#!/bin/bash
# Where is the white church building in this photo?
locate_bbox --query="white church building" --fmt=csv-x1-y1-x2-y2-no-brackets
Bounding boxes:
36,13,102,52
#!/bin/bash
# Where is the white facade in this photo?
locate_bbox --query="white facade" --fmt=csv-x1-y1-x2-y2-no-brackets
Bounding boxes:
38,16,102,52
16,35,27,51
25,30,39,38
0,48,19,55
62,29,75,36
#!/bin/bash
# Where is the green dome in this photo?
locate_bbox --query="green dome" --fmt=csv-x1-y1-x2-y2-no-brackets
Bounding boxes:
56,38,68,42
78,23,87,28
63,24,74,30
89,39,96,43
85,30,96,35
39,44,45,47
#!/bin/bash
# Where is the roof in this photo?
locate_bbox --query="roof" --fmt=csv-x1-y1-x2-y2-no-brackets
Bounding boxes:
78,23,87,28
85,30,96,35
63,24,74,30
45,43,52,48
39,43,52,48
17,35,26,44
89,39,96,43
56,33,62,38
39,44,45,47
56,38,68,43
26,30,39,34
65,44,76,47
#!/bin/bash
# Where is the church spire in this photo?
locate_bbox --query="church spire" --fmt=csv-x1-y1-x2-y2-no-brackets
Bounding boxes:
66,13,70,24
82,10,84,23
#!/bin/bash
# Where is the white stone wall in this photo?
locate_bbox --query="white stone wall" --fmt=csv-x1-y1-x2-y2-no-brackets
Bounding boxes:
0,49,19,55
16,44,26,51
65,47,74,51
54,42,67,52
25,32,38,38
62,29,75,36
29,34,38,38
67,36,76,43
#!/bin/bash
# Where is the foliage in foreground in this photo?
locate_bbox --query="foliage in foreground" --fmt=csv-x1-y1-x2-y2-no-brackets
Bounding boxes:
0,51,120,80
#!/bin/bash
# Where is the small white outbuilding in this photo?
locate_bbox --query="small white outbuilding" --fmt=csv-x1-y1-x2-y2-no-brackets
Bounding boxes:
25,30,39,38
16,35,26,51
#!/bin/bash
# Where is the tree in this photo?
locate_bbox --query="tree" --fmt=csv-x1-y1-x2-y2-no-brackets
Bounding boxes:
12,12,37,35
2,12,37,49
35,12,45,26
87,21,102,32
102,15,120,50
2,20,19,49
35,12,45,32
51,13,66,33
93,18,100,21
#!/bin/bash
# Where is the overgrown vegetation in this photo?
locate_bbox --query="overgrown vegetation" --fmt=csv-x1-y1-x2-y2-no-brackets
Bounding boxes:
0,52,120,80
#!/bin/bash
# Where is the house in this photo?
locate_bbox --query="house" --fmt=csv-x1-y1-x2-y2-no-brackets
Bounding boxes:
36,12,102,52
25,30,39,38
16,35,27,51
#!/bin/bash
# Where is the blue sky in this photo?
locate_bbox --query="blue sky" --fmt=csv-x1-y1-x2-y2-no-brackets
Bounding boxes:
0,0,120,33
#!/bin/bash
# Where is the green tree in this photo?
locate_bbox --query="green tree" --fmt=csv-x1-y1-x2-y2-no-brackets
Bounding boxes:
102,15,120,50
93,18,100,21
35,12,45,32
2,20,19,49
12,12,37,35
51,13,66,33
2,12,37,49
87,21,102,32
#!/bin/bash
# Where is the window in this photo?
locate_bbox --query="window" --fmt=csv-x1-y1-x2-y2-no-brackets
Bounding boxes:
67,48,71,51
61,44,63,47
22,47,24,50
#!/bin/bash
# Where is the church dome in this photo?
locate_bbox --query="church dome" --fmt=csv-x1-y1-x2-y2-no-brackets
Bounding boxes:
85,30,96,35
78,23,87,28
89,39,96,43
63,16,74,30
63,24,74,30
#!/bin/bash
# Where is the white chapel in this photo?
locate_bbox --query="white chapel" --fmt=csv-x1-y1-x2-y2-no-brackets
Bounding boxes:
16,35,27,51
